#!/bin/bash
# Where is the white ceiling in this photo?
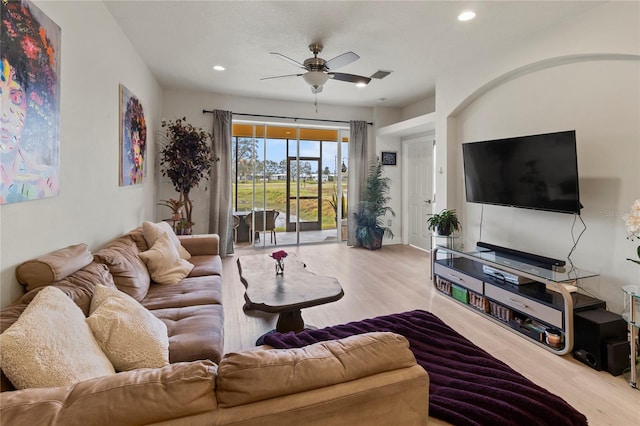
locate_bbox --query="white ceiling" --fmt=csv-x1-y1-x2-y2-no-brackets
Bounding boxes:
104,1,601,109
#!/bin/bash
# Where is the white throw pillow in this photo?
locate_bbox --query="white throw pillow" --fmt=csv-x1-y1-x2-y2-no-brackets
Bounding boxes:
87,285,169,371
142,221,191,260
138,233,194,285
0,287,115,389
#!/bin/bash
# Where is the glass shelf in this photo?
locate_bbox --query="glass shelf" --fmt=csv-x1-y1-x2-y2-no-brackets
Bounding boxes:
441,247,598,284
621,284,639,389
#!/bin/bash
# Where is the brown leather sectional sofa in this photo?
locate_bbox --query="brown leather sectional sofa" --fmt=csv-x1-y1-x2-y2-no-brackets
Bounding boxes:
0,226,430,425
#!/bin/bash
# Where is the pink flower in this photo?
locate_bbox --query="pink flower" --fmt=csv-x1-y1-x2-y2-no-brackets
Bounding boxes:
270,250,288,261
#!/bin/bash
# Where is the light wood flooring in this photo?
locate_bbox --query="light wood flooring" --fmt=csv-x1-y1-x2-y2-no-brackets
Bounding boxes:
221,243,640,426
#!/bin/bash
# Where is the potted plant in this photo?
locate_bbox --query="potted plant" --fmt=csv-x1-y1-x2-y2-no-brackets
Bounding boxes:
353,158,395,250
427,209,461,236
157,198,184,221
159,117,219,234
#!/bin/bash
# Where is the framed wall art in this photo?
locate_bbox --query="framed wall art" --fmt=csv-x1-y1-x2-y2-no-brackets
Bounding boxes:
1,0,61,204
381,151,397,166
119,84,146,186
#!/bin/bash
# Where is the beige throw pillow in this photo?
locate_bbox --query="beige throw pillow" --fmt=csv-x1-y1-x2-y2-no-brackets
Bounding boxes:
87,285,169,371
0,287,115,389
142,221,191,260
138,233,194,285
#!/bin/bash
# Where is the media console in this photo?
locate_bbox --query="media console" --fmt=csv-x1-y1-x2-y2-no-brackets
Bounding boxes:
431,245,600,355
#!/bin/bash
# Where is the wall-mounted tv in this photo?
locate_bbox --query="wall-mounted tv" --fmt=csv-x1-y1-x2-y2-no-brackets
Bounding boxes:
462,130,581,215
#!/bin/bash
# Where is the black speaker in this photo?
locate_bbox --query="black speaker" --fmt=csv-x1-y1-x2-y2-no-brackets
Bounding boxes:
606,340,630,376
573,309,627,371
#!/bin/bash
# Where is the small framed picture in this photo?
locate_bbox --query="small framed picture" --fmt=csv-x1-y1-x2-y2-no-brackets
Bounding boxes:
381,151,397,166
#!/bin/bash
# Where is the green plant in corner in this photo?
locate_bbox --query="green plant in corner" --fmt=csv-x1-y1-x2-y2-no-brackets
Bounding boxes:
157,198,185,220
353,157,395,250
427,209,461,236
159,117,220,233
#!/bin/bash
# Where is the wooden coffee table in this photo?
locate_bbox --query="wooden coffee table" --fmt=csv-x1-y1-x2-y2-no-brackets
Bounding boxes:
237,253,344,344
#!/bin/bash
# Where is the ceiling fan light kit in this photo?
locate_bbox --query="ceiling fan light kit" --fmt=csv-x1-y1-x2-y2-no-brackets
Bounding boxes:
302,71,329,89
264,43,373,94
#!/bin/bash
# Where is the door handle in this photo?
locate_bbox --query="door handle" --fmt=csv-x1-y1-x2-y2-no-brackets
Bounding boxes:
424,200,432,204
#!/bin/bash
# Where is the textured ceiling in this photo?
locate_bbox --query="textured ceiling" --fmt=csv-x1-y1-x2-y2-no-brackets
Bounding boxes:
104,1,601,108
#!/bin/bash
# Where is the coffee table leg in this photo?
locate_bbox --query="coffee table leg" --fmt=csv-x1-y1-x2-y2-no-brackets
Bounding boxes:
276,310,305,333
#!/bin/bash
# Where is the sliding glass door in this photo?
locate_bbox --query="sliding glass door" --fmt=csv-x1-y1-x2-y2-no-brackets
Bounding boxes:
231,123,348,247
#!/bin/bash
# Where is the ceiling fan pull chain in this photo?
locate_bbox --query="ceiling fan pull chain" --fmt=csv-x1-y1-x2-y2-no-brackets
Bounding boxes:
314,93,318,113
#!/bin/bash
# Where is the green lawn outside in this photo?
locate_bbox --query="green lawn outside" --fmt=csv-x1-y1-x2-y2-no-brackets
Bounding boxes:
233,181,346,230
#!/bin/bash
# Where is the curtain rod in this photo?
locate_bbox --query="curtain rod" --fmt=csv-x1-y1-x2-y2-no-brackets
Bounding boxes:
202,110,373,126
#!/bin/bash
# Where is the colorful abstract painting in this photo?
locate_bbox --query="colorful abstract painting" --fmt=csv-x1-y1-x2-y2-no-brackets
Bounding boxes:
1,0,61,204
119,84,146,186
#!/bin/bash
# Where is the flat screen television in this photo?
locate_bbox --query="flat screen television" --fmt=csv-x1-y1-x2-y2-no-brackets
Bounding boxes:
462,130,581,215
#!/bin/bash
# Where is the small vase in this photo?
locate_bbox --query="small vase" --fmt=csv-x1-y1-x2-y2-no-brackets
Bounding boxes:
275,261,284,275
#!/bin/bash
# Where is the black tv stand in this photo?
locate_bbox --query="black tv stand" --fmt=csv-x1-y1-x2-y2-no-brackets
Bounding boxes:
431,246,599,355
476,241,565,269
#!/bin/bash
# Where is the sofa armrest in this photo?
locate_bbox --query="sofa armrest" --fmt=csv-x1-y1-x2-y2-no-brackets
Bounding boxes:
216,332,417,408
0,361,217,426
178,234,219,256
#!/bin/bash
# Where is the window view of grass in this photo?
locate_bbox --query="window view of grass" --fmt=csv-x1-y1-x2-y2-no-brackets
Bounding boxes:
234,180,347,230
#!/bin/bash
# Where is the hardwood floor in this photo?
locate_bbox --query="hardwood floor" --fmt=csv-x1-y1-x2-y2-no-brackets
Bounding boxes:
221,243,640,426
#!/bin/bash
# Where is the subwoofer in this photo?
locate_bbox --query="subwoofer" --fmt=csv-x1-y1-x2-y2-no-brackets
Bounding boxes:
573,309,627,371
606,340,630,376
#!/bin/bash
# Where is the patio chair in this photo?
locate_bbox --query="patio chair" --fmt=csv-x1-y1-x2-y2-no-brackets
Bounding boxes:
232,215,240,242
246,210,280,244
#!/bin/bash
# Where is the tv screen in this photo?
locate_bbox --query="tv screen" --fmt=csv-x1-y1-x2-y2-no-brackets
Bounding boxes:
462,130,581,214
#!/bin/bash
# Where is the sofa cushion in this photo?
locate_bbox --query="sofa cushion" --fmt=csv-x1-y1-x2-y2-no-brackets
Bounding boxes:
188,255,223,277
216,332,416,407
15,244,93,291
0,361,217,426
178,234,220,256
0,287,115,390
151,304,224,364
17,262,116,316
142,221,191,260
87,285,169,371
93,236,151,301
142,275,223,310
139,233,194,285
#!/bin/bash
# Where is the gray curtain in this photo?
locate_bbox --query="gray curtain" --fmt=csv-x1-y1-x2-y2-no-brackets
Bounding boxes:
209,110,233,257
347,120,368,246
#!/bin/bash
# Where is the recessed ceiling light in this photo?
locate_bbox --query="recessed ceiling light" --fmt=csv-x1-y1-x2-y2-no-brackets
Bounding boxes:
213,65,225,71
458,10,476,21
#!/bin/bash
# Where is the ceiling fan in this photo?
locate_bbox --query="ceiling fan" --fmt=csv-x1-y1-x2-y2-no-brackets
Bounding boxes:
262,43,372,94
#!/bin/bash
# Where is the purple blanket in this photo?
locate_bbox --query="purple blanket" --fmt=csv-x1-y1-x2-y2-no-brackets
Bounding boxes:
264,309,587,426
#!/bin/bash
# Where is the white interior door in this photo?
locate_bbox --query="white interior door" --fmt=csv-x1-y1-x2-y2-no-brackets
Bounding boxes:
407,139,434,250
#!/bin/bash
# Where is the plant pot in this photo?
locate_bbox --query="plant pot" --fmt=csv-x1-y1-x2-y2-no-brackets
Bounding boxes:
341,219,348,241
362,230,383,250
171,212,181,221
437,225,452,236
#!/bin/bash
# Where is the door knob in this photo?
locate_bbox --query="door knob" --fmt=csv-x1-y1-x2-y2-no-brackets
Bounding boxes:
424,200,432,204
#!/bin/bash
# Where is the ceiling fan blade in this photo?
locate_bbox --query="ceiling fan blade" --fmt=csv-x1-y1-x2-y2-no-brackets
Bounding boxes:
260,73,303,81
328,72,371,85
325,51,359,70
270,52,306,69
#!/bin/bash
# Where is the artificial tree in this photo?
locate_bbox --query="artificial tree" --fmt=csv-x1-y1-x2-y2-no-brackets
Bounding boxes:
353,157,395,250
159,117,219,234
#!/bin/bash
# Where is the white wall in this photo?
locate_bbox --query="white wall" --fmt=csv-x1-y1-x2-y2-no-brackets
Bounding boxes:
401,96,436,121
433,1,640,313
159,90,376,236
0,1,163,307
